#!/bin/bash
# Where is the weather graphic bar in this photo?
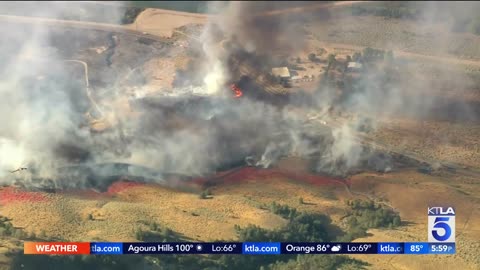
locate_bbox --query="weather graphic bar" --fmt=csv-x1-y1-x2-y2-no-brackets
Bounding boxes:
23,242,455,255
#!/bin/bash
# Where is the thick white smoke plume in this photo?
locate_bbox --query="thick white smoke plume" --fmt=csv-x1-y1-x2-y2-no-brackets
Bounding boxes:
0,2,125,182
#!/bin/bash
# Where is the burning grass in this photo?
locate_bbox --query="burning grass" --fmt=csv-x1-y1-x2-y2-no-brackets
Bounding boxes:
0,187,48,205
0,165,347,205
106,181,145,194
58,180,147,200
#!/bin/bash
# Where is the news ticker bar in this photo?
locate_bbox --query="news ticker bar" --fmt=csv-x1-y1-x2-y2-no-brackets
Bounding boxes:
24,242,455,255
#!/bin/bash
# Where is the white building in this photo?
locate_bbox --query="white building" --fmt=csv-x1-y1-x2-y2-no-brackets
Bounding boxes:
271,67,291,79
347,62,363,70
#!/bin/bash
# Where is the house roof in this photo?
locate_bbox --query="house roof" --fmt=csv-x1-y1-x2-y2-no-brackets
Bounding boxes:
271,67,291,78
347,62,363,69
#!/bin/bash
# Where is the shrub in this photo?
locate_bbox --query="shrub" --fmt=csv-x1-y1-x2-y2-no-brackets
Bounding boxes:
134,228,144,241
149,222,159,232
199,191,208,199
39,230,47,239
298,197,304,205
341,199,402,241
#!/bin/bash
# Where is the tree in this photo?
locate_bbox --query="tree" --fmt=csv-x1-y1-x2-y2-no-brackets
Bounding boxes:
384,50,394,63
346,55,352,63
135,228,144,241
296,57,301,63
121,7,145,25
328,72,335,83
327,54,336,66
162,228,173,240
150,222,159,232
363,47,373,60
308,53,317,62
352,52,361,62
298,197,304,205
392,216,401,227
14,229,26,239
469,19,480,35
199,190,210,199
4,222,13,236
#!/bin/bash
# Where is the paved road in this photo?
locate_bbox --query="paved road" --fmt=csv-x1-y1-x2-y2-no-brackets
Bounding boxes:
0,14,167,43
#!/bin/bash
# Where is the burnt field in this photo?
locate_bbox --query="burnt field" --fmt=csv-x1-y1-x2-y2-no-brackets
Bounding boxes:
0,22,169,89
4,109,432,195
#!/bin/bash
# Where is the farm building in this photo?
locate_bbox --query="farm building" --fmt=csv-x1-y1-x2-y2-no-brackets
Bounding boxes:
271,67,291,80
347,62,363,71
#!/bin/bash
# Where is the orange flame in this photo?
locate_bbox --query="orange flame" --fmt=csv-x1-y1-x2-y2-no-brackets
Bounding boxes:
230,84,243,98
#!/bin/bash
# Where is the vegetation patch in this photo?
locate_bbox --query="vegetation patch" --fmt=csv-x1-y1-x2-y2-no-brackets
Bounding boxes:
339,199,401,241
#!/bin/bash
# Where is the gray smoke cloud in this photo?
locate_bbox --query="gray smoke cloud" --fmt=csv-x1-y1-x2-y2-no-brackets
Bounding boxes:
1,2,477,190
0,2,126,183
199,1,479,171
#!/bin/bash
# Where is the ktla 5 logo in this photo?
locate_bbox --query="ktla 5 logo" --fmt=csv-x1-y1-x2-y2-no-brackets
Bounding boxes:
428,207,455,243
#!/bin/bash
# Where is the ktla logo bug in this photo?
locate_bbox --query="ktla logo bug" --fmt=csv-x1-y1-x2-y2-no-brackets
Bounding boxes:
428,207,455,243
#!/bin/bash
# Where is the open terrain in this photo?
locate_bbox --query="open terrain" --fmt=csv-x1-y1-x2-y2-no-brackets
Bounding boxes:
1,166,479,269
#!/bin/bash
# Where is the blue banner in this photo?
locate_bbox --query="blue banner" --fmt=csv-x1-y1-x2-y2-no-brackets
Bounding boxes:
85,242,454,255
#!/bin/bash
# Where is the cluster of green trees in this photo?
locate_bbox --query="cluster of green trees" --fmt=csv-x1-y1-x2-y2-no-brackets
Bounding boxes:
340,199,401,241
362,48,387,62
236,202,333,243
345,49,393,65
